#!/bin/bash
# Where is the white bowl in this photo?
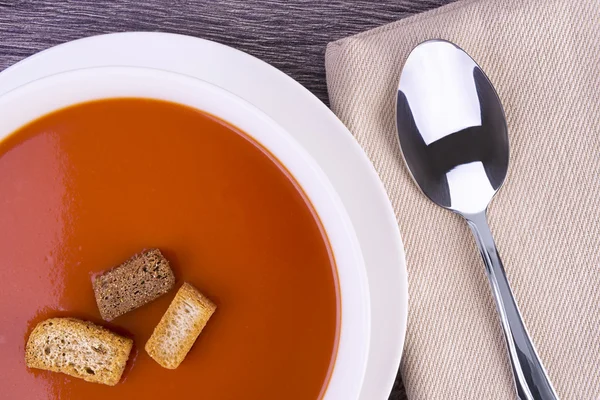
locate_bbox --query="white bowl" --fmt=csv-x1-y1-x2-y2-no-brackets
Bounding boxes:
0,67,371,399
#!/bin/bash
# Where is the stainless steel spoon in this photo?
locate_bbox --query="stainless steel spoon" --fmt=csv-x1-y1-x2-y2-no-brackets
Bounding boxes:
395,39,558,400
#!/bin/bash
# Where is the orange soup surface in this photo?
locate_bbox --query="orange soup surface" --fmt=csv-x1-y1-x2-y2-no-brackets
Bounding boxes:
0,99,339,399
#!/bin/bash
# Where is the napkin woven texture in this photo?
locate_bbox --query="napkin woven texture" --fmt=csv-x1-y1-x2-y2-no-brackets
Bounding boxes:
325,0,600,398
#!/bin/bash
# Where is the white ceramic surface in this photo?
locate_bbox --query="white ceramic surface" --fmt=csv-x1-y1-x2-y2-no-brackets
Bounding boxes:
0,32,408,400
0,66,370,400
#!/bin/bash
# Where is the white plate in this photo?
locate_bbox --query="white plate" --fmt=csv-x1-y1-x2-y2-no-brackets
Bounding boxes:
0,32,407,400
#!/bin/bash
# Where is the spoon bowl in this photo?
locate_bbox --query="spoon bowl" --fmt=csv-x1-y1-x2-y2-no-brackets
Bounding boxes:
396,39,509,215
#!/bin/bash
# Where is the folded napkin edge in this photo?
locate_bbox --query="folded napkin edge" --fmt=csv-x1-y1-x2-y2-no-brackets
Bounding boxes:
327,0,479,51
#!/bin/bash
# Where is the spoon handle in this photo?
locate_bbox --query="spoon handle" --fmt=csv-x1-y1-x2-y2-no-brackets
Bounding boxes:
465,211,558,400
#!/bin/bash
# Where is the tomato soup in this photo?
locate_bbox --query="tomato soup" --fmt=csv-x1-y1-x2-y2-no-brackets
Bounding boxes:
0,99,339,399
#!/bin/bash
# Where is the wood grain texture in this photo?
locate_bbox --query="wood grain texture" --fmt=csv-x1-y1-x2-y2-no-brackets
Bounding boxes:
0,0,454,399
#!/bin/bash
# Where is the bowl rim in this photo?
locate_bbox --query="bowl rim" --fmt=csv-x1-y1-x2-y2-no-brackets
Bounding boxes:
0,65,371,400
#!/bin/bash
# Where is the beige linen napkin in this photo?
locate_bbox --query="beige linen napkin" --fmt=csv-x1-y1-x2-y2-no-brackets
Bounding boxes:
325,0,600,398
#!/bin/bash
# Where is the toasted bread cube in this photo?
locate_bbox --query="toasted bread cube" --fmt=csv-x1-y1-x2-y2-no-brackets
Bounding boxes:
145,282,216,369
93,249,175,321
25,318,132,386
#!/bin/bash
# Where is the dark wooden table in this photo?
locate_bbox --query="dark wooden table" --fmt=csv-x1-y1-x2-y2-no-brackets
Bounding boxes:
0,1,454,399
